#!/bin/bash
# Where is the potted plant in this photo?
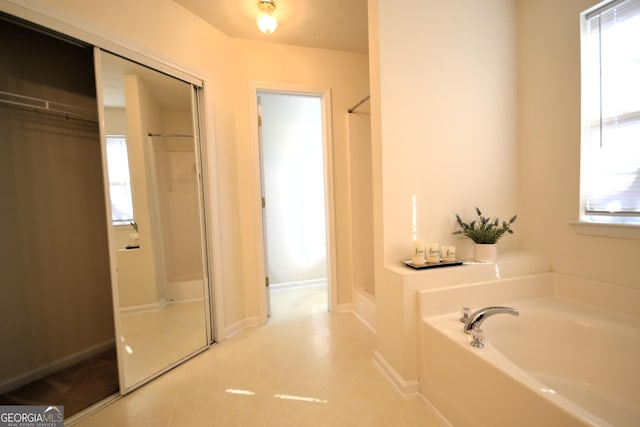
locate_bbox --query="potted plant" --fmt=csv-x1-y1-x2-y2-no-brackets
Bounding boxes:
453,207,517,262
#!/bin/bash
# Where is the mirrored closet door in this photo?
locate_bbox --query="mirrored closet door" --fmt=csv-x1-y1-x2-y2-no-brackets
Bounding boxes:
0,11,213,417
97,50,211,392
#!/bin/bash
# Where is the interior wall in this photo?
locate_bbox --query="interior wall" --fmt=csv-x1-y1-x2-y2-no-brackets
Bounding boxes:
260,93,327,285
369,0,518,381
117,74,161,308
517,0,640,290
347,111,375,295
155,110,203,285
0,17,114,390
375,0,519,266
4,0,370,332
11,0,249,331
233,39,370,315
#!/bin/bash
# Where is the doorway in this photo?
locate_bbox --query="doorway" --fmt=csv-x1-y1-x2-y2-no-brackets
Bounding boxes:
257,91,330,318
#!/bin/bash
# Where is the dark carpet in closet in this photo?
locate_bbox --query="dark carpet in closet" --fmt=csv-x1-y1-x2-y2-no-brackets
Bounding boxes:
0,347,119,418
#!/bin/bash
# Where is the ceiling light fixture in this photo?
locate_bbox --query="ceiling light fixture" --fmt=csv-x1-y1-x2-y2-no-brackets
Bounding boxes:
256,0,278,34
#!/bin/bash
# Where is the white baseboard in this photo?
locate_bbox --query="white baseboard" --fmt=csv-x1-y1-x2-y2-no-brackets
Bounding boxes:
269,278,326,290
0,339,116,395
120,298,166,315
352,288,376,333
336,302,353,313
165,279,205,303
418,393,454,427
372,350,420,399
223,316,260,340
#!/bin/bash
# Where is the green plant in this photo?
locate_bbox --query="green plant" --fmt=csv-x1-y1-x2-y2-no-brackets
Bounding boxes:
453,207,517,244
129,220,139,232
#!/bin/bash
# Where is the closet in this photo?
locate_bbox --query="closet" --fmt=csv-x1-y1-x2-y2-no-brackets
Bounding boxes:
0,13,213,420
0,16,117,417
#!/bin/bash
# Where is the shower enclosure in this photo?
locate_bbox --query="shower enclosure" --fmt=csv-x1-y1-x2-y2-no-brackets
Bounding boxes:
147,133,205,303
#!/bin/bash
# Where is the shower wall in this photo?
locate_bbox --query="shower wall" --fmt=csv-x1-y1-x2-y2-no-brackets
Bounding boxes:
348,112,375,296
152,111,204,302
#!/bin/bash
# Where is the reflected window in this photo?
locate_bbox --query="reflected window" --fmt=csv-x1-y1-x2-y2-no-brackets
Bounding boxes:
106,135,134,224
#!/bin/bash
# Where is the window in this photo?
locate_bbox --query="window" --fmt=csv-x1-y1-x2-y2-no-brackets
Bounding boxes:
581,0,640,225
105,135,134,224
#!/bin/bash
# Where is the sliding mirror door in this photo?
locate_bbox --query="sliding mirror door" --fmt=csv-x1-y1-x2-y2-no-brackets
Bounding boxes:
97,50,211,391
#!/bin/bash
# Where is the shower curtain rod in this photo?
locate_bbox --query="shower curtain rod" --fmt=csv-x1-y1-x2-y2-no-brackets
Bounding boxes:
347,95,370,114
148,133,194,138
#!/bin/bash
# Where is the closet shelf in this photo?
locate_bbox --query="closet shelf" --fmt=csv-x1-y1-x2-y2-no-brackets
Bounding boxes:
0,90,98,123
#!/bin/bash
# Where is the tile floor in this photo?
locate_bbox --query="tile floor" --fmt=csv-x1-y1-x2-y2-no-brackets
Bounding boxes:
75,285,447,426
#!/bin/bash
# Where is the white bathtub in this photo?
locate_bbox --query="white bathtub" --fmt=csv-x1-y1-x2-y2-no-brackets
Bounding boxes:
418,273,640,427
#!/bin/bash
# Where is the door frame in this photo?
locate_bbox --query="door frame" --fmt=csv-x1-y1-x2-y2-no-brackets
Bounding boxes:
249,82,337,324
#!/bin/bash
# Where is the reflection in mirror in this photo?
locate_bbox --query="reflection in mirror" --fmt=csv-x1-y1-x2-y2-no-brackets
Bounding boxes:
99,51,210,390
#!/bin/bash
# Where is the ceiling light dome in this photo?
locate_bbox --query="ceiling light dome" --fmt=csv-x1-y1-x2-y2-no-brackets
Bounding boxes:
257,0,278,34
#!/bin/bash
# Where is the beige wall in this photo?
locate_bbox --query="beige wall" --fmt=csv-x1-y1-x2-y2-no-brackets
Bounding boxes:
376,0,519,265
348,112,375,295
517,0,640,289
232,39,370,316
370,0,640,386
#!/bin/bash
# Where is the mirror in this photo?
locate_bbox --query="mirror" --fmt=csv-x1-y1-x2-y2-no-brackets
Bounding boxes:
99,51,210,390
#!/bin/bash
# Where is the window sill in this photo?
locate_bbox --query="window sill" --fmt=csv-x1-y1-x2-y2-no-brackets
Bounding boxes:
569,221,640,240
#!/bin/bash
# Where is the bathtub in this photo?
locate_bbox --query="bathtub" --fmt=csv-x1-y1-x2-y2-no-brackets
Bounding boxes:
418,273,640,427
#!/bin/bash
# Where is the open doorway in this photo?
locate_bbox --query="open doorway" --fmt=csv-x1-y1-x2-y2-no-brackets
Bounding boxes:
257,91,329,318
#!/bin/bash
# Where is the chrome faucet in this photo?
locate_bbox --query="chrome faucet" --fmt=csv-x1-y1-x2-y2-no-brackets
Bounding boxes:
463,306,519,348
464,306,519,334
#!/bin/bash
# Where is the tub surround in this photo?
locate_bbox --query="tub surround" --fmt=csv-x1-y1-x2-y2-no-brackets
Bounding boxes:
373,251,551,396
419,273,640,426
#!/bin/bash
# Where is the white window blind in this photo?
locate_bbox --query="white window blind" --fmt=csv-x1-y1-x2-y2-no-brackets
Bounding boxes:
105,135,134,224
582,0,640,223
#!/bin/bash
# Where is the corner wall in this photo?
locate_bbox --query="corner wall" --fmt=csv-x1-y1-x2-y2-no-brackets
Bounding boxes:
517,0,640,290
370,0,519,383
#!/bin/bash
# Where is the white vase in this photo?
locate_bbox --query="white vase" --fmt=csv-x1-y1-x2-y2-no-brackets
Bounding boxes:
474,243,497,263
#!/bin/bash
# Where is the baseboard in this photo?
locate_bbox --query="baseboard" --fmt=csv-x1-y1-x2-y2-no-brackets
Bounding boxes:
352,288,376,333
270,278,326,290
336,302,353,313
418,393,454,427
165,279,204,303
119,298,166,315
372,351,420,399
223,316,260,339
0,339,116,395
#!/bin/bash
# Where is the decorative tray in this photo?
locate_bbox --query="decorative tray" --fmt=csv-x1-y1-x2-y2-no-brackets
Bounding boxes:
403,260,464,270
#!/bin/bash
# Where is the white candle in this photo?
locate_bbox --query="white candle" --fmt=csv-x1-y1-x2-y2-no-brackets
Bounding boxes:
411,240,426,265
442,245,456,262
426,243,440,263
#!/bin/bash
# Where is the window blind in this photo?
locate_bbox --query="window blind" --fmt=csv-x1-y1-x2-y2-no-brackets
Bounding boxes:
583,0,640,218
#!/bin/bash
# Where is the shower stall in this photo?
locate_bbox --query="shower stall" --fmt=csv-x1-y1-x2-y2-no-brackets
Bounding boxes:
146,133,205,304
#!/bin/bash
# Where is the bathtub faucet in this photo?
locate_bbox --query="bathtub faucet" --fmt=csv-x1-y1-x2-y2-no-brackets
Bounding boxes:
463,306,519,335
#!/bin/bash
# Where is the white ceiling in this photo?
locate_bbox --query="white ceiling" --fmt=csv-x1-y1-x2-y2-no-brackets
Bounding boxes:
173,0,369,54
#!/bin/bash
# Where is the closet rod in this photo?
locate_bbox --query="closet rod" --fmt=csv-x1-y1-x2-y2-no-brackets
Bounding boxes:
348,95,370,114
0,90,98,123
148,133,194,138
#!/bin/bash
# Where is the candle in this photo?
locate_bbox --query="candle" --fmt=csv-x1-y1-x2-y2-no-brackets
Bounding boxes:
411,240,426,265
426,243,440,263
442,245,456,262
